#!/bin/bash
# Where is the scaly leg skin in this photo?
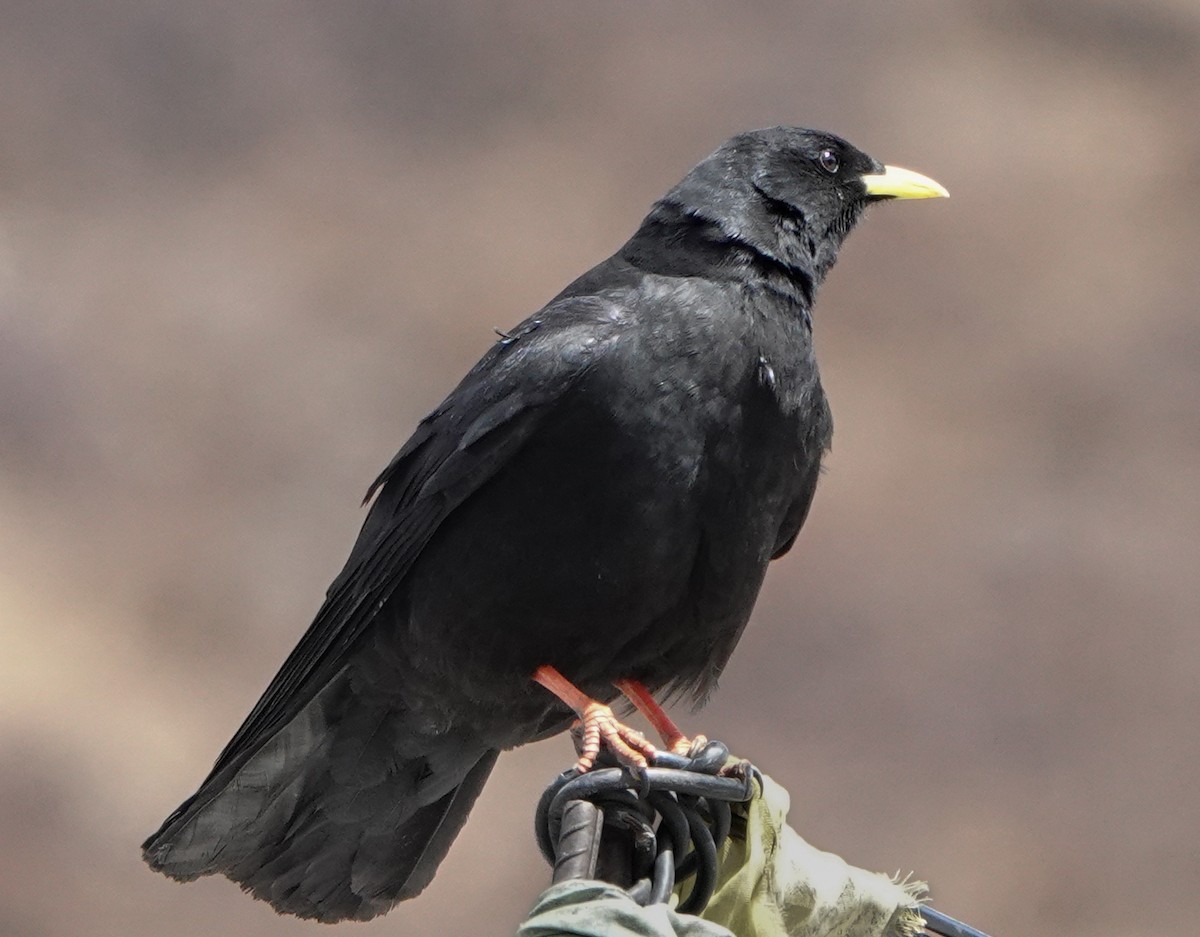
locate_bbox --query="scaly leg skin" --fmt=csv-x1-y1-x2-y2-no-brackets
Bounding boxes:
533,665,658,772
614,678,707,757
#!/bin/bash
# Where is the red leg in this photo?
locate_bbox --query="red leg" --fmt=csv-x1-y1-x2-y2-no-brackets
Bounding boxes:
533,665,657,771
614,679,707,757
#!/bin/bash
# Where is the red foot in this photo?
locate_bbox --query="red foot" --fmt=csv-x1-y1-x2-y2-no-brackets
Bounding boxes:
614,678,707,757
573,701,657,772
668,732,708,757
533,665,659,772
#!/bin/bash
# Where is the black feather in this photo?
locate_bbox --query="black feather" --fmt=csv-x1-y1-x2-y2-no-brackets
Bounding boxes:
144,126,936,921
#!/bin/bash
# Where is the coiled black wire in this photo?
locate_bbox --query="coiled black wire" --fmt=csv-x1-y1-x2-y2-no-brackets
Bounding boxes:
534,740,756,915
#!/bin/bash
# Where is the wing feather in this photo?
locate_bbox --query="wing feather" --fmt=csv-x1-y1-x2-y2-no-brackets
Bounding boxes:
199,308,614,782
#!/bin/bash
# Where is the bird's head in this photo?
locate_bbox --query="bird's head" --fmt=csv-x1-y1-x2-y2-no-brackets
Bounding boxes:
655,126,947,294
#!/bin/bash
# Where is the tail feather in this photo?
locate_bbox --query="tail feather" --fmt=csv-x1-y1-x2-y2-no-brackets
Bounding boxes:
349,751,499,904
143,678,499,922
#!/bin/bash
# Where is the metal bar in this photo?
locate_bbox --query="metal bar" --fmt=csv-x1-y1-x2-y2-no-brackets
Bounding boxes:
552,799,603,884
922,905,995,937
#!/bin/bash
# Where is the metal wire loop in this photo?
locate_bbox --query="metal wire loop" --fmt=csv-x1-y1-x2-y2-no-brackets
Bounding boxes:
534,739,755,914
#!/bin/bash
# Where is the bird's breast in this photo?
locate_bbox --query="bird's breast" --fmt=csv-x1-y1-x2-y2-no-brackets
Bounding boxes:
397,297,825,738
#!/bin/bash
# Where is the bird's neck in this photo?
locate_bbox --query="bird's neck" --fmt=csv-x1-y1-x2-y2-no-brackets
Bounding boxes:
621,201,821,311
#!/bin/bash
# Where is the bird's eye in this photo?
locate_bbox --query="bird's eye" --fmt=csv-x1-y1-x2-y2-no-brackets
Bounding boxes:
818,149,840,174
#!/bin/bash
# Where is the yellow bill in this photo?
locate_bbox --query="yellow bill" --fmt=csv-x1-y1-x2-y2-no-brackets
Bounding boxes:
861,165,949,200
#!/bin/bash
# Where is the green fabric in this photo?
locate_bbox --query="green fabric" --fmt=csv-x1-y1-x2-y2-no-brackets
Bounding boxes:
518,880,734,937
688,773,926,937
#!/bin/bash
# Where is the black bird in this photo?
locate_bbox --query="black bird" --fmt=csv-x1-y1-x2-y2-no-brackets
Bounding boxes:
143,127,947,921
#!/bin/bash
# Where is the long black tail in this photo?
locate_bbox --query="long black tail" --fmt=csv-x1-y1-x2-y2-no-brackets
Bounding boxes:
143,674,499,922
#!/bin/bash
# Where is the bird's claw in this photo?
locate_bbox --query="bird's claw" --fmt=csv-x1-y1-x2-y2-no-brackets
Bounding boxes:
571,701,658,772
669,732,708,758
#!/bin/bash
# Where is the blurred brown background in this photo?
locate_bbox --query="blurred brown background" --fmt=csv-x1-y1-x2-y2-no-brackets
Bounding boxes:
2,2,1198,936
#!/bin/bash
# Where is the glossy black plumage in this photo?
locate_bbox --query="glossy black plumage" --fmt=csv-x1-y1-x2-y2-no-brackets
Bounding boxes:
143,127,932,921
